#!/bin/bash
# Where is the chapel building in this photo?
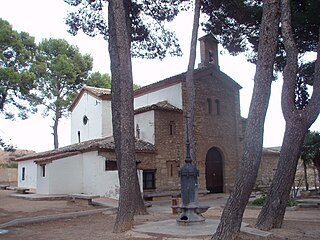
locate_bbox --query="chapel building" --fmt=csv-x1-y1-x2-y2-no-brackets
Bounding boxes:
15,34,272,198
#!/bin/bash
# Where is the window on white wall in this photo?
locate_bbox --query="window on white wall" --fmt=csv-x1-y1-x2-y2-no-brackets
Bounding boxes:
77,131,81,143
41,164,46,177
105,160,117,171
83,115,89,125
22,167,25,181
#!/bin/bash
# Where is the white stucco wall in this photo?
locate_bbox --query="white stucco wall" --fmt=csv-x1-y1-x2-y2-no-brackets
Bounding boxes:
70,92,103,144
134,111,155,144
82,151,120,198
82,151,143,199
101,100,113,137
36,155,83,195
36,164,50,194
32,151,143,198
134,83,183,109
17,160,37,189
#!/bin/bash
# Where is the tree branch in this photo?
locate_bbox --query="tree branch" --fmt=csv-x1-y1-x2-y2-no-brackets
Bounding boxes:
280,0,299,120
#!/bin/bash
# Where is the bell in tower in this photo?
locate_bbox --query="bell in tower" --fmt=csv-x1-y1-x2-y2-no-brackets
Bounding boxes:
198,33,219,68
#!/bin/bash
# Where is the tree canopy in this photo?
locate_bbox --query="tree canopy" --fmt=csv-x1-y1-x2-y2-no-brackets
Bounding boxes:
64,0,190,59
202,0,319,65
31,38,93,148
0,18,37,120
87,71,112,88
86,71,140,90
202,0,319,119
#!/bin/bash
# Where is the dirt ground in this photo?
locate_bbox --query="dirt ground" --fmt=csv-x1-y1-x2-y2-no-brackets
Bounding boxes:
1,190,320,240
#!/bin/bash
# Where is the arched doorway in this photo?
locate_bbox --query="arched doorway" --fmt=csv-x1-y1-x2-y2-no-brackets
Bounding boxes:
205,147,223,193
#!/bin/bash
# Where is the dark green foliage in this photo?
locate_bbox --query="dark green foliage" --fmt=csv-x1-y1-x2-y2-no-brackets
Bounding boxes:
31,38,93,148
86,71,140,89
251,195,297,207
0,18,37,120
202,0,319,66
201,0,319,110
0,137,14,152
252,195,266,206
64,0,190,59
31,38,93,118
87,72,111,88
295,75,309,109
287,198,297,207
301,131,320,169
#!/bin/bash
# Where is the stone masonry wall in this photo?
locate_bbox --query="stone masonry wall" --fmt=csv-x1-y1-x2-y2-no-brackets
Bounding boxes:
153,110,184,192
183,67,243,193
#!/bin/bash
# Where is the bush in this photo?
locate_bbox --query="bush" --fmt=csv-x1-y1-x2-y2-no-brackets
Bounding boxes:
0,162,18,169
251,195,297,207
252,195,266,206
287,198,297,207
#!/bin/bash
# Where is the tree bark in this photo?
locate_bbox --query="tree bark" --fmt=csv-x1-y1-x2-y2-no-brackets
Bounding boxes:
108,0,146,233
185,0,201,164
317,168,320,193
256,0,320,230
303,160,309,191
256,124,306,230
212,1,280,239
53,107,59,149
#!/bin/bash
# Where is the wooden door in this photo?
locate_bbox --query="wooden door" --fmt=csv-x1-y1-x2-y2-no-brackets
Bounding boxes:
205,147,223,193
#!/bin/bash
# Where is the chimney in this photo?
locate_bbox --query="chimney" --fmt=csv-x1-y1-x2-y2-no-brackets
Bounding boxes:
198,33,219,68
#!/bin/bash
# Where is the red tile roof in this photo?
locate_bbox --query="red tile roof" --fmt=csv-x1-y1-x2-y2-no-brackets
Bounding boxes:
134,101,183,114
15,136,156,163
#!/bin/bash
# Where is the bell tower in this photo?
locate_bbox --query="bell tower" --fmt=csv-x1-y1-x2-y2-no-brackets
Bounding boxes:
198,33,219,68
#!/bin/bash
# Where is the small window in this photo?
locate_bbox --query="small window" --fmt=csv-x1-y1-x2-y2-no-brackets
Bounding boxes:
169,121,175,135
22,167,25,181
83,115,89,125
207,98,212,114
105,160,117,171
166,161,178,177
143,170,156,190
41,165,46,177
215,99,220,115
77,131,81,143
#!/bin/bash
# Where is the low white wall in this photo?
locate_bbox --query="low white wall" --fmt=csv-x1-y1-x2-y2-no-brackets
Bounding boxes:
17,160,37,189
30,151,143,198
48,155,83,194
36,155,83,195
37,164,50,194
82,151,120,198
82,151,143,199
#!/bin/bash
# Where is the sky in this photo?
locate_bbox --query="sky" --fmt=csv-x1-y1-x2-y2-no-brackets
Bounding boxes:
0,0,319,152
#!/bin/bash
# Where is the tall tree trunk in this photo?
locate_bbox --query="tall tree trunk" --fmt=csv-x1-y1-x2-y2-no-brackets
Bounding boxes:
53,107,59,149
108,0,145,233
317,168,320,193
185,0,201,164
314,167,318,191
256,0,320,230
212,1,280,239
256,124,306,230
303,160,309,191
